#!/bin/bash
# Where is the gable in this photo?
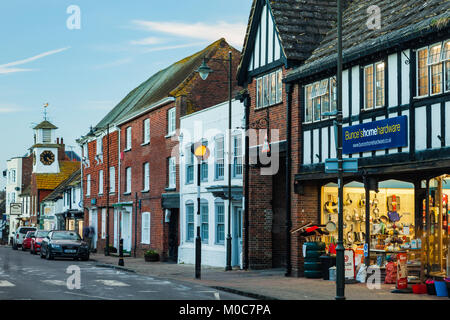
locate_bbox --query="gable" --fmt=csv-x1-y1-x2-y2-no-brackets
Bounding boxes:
247,0,284,73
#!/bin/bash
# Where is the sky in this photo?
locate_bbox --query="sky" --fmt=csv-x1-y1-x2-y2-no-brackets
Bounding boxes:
0,0,252,190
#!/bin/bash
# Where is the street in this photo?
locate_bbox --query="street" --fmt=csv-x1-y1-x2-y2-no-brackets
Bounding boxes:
0,246,249,300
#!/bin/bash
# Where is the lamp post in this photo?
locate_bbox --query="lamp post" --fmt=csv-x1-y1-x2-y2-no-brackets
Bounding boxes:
191,142,210,279
196,51,233,271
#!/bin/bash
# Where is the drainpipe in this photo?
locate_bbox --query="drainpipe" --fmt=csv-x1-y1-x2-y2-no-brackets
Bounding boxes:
285,83,292,277
243,93,250,270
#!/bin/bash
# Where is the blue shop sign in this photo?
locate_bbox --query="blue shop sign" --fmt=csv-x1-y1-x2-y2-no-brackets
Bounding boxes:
343,116,408,154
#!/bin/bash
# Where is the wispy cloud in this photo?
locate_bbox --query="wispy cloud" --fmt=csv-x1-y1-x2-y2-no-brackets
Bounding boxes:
93,58,133,70
0,47,70,74
0,103,26,113
132,20,246,48
143,42,208,53
130,36,164,46
80,100,115,111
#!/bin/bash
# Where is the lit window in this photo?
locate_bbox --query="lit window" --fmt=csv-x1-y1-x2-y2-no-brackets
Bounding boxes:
418,48,429,96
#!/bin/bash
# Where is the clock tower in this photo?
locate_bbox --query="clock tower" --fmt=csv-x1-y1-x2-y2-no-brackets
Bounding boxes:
31,120,60,174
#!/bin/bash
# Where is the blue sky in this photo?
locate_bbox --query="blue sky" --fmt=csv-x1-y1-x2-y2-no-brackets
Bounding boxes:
0,0,252,189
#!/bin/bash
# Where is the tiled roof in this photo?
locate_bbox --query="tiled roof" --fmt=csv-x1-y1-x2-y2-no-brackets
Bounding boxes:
237,0,339,80
42,169,81,202
95,39,235,129
286,0,450,81
33,120,58,130
35,161,80,190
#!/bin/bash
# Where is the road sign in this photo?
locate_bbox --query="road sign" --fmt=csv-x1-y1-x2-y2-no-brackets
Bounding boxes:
325,158,358,173
9,203,22,215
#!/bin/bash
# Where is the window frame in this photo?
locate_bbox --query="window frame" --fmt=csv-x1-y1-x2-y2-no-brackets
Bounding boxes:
200,200,209,244
185,144,194,185
214,135,224,181
303,76,337,124
232,133,243,178
168,157,176,189
185,201,194,242
98,170,103,195
143,118,150,145
125,126,132,151
200,140,208,182
125,167,131,194
363,61,385,111
167,107,176,136
215,200,225,245
86,174,91,197
141,212,151,244
255,68,283,109
96,136,103,155
109,166,115,194
143,162,150,192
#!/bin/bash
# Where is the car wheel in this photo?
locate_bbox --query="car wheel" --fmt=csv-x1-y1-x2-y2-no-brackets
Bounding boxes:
46,248,54,260
40,249,45,259
12,243,17,250
81,254,89,261
30,247,34,254
22,245,26,251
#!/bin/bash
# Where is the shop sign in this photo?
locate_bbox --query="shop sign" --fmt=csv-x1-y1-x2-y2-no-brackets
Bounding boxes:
396,252,408,289
344,249,356,279
343,116,408,154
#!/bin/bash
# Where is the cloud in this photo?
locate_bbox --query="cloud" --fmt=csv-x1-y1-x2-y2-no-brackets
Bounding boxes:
130,37,164,46
0,104,25,113
143,42,208,53
0,47,70,74
81,100,115,111
131,20,246,48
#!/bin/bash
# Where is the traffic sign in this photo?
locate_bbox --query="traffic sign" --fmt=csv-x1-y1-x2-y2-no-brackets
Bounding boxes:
325,158,358,173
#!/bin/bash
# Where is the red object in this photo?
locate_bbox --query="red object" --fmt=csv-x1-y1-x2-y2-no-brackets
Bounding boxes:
385,262,397,284
396,253,408,289
22,231,34,250
306,226,319,233
31,231,50,253
329,243,337,255
412,284,427,294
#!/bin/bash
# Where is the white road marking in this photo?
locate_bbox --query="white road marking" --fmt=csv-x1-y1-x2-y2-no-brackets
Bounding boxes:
64,291,115,300
0,280,15,287
138,290,158,293
199,291,221,300
96,280,130,287
41,280,66,286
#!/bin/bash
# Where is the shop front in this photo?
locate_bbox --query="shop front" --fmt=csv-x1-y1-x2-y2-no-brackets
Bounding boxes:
57,209,84,236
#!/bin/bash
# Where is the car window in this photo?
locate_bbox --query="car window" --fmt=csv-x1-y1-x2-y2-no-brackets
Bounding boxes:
26,232,35,238
19,228,36,234
51,232,81,241
35,231,49,238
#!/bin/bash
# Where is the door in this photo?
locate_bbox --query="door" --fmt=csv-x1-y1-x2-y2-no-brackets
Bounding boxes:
121,211,132,252
168,209,179,262
114,210,119,249
232,206,243,268
90,210,98,249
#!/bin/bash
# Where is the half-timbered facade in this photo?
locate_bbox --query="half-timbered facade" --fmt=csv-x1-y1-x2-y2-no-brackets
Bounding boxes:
285,0,450,278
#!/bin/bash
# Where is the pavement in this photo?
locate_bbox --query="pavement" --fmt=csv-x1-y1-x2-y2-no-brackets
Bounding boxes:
90,253,450,300
0,246,248,300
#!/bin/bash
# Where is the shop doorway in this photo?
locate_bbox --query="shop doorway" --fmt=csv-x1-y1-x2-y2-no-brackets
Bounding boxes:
89,209,98,250
168,209,179,262
232,205,243,267
272,155,287,268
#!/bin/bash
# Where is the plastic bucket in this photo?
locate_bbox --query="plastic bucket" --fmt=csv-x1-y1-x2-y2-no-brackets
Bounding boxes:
412,284,427,294
434,281,448,297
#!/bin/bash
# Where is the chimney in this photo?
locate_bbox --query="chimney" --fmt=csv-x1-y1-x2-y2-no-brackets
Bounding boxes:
61,138,64,145
57,138,60,144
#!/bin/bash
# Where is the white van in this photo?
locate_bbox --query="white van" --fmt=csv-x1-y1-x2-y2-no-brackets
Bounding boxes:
12,227,37,250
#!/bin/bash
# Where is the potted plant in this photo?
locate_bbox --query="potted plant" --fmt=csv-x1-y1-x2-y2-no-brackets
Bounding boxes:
144,250,160,262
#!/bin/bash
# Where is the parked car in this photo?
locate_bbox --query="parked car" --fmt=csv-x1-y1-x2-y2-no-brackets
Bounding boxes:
30,230,50,255
12,227,37,250
40,230,89,261
21,231,35,251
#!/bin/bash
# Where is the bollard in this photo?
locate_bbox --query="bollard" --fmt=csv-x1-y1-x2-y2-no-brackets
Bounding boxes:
118,238,124,266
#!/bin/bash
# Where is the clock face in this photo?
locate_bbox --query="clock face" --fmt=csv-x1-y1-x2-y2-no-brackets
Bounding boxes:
40,150,55,166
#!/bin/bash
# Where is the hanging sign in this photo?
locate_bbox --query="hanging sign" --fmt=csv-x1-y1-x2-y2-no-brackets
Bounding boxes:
396,252,408,289
344,249,356,279
9,203,22,215
261,134,270,154
343,116,408,154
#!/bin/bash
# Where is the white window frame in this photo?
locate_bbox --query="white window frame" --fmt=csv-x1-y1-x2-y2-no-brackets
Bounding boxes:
255,68,283,109
416,40,450,98
125,126,132,150
96,137,103,155
98,170,103,195
186,201,194,242
109,167,115,193
143,162,150,192
168,157,176,189
232,133,243,178
83,144,89,160
185,144,194,184
101,209,106,239
200,200,209,244
214,135,224,180
215,200,225,245
125,167,131,194
363,61,385,110
303,77,337,124
141,212,151,244
167,107,176,136
86,174,91,197
143,118,150,145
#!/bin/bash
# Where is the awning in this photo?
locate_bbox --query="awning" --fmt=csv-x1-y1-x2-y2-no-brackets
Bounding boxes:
205,185,243,201
161,193,180,209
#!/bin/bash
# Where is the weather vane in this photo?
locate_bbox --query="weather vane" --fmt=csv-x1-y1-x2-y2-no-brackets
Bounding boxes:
43,102,49,121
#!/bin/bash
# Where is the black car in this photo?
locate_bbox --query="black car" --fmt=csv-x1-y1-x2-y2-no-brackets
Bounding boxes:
40,231,89,261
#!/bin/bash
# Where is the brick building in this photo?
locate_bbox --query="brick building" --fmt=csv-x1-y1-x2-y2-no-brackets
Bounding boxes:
236,0,338,274
79,38,241,259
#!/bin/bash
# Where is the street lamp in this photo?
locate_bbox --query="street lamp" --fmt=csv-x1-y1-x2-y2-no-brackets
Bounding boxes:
196,51,234,271
85,123,111,256
192,141,210,279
